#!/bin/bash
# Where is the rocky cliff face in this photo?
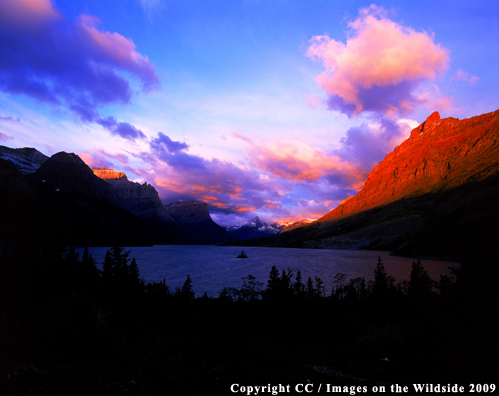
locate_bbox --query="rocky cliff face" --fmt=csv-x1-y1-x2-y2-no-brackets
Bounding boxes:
0,145,48,174
164,200,211,224
91,170,234,243
92,168,177,223
92,168,127,180
318,110,499,224
164,200,237,242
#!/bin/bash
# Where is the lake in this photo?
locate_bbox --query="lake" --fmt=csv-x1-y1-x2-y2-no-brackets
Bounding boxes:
76,245,457,297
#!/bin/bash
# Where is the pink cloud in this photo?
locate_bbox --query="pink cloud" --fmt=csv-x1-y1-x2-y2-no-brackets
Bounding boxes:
306,5,449,116
450,69,479,85
237,136,363,189
77,151,113,169
2,0,59,28
415,84,453,112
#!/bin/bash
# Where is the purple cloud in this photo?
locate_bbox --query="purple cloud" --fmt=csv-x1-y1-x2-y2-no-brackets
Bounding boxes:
0,0,159,122
113,122,146,141
0,116,20,123
334,118,409,175
326,80,422,118
150,132,189,154
97,116,146,141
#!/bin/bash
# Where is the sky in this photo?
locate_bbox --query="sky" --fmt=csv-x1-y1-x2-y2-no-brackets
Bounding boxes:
1,0,498,227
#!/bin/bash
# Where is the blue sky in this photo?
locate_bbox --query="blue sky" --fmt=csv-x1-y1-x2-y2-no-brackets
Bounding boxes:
1,0,498,226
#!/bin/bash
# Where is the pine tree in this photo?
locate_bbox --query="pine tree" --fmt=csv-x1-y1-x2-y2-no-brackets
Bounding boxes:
306,276,315,299
293,270,304,298
128,257,143,292
240,274,263,301
81,246,98,287
332,273,346,299
178,274,195,300
314,276,325,298
408,259,433,300
373,256,388,296
110,247,130,285
266,265,281,300
102,249,113,287
372,256,395,299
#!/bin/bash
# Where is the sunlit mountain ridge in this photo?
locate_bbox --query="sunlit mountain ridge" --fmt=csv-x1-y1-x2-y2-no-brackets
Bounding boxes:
226,109,499,259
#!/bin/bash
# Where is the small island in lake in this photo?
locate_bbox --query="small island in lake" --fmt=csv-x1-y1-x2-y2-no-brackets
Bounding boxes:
236,250,248,258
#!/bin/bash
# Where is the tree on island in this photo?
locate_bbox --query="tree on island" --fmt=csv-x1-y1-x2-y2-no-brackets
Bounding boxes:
236,250,248,258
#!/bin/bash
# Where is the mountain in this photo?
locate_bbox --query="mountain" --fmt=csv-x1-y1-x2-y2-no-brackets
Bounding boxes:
30,152,125,208
0,146,234,245
280,219,314,233
92,168,179,224
226,216,284,240
317,110,499,224
164,200,237,243
228,109,499,258
1,150,203,246
0,145,48,174
92,169,234,243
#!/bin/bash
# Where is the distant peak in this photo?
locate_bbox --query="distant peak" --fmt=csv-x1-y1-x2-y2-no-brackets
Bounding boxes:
92,168,127,180
427,111,441,123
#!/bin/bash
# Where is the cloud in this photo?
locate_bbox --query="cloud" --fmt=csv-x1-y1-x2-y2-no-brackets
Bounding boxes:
150,157,273,212
233,133,363,189
306,5,449,117
0,132,14,141
450,69,479,85
94,149,130,166
334,118,414,175
150,132,189,154
122,132,285,213
97,116,146,141
0,0,159,121
0,116,21,124
78,151,114,169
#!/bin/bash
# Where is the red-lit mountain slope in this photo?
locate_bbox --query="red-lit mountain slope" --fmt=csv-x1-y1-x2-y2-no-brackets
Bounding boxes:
230,109,499,258
318,110,499,224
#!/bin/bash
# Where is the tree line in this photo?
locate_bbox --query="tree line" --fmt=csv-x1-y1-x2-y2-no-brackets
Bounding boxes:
1,243,496,395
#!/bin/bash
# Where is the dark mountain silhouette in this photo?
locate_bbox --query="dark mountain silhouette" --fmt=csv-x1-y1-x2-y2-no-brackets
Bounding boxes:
1,147,237,245
164,200,237,243
1,152,201,246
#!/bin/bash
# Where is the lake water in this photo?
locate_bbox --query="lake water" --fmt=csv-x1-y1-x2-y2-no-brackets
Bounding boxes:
76,246,457,297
